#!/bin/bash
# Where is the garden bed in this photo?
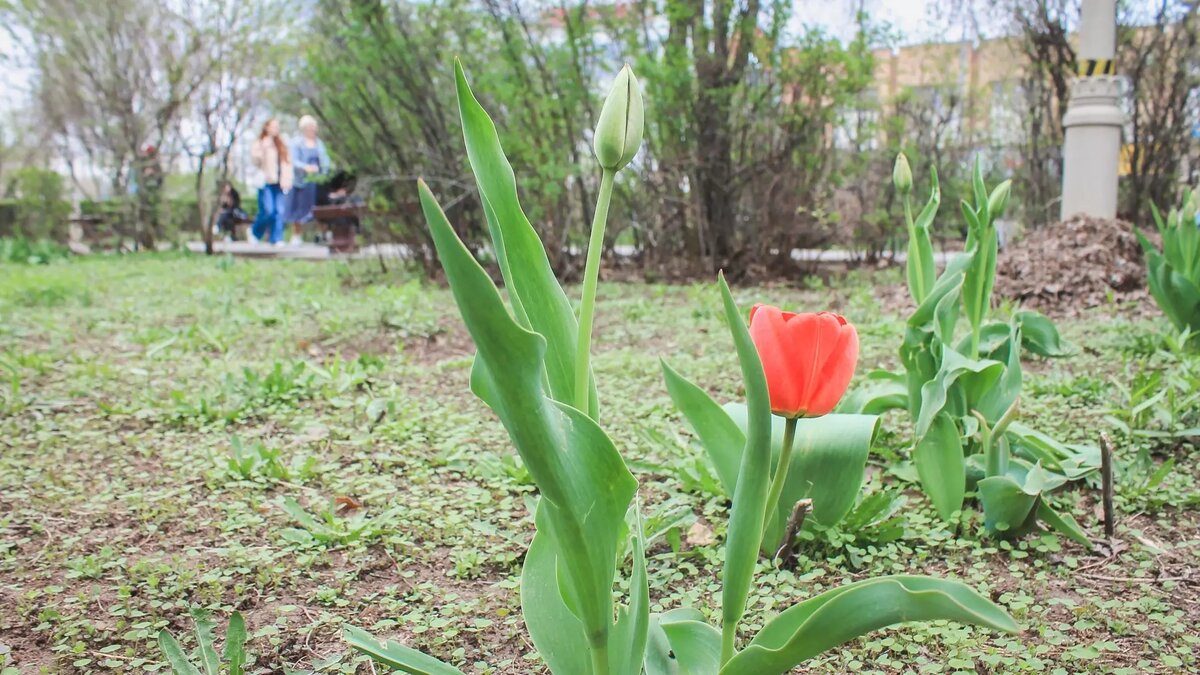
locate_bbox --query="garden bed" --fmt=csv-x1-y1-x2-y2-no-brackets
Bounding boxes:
0,256,1196,673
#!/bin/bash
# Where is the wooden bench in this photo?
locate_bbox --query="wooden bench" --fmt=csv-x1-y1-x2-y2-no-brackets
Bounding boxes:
313,204,364,253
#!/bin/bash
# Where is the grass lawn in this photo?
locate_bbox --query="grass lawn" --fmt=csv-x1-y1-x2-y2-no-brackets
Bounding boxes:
1,254,1197,674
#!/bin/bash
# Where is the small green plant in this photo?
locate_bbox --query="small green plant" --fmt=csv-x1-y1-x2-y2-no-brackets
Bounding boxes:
157,609,247,675
1138,190,1200,337
279,497,397,547
220,436,317,482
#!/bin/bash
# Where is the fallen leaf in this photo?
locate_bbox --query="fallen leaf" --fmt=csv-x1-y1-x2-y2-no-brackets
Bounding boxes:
686,520,715,547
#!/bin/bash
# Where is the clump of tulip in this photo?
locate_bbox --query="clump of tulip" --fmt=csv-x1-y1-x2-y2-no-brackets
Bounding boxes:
1139,189,1200,338
347,62,1017,674
842,154,1097,546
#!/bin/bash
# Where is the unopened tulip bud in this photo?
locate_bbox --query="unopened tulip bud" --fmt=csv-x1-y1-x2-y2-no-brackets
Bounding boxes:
987,180,1012,220
1183,192,1197,226
594,64,644,172
892,153,913,195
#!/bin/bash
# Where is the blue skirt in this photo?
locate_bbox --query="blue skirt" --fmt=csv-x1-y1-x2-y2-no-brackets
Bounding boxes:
287,182,318,224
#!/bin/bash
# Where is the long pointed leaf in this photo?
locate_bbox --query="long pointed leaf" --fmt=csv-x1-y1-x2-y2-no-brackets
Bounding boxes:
718,275,773,656
612,507,650,675
157,630,202,675
520,531,589,675
345,626,466,675
914,412,966,522
453,60,595,415
662,360,744,495
224,612,246,675
720,575,1016,674
190,609,219,675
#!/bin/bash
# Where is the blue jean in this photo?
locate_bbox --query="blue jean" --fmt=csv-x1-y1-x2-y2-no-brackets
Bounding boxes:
252,184,286,243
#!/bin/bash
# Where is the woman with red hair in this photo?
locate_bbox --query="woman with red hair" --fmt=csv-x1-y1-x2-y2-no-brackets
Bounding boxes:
249,118,293,245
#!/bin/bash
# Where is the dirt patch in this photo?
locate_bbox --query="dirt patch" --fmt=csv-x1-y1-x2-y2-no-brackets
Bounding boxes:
995,216,1151,317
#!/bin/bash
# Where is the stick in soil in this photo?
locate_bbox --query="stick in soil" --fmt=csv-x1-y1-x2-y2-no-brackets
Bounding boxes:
1100,432,1116,539
775,498,813,569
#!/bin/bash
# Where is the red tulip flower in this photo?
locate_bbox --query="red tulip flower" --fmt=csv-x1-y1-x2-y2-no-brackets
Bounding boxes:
748,305,859,418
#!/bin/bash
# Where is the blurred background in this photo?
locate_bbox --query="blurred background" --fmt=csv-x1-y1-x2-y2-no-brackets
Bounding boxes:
0,0,1194,278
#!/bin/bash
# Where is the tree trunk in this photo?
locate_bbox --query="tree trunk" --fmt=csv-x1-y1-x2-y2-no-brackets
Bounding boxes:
197,156,213,255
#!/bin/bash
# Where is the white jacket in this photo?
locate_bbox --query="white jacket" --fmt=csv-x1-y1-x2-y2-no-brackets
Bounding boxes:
250,138,294,192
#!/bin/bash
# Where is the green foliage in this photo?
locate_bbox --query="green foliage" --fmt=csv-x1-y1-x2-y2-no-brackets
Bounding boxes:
849,156,1096,545
0,236,71,264
157,609,247,675
1138,190,1200,336
2,167,71,241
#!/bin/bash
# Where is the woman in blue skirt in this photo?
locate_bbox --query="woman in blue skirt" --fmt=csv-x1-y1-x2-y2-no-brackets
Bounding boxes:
286,115,332,244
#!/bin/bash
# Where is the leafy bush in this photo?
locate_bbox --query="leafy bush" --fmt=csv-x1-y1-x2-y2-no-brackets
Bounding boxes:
0,237,72,264
1,168,71,241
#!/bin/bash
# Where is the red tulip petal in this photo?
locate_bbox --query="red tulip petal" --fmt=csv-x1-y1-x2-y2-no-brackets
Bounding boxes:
806,318,859,416
750,305,802,416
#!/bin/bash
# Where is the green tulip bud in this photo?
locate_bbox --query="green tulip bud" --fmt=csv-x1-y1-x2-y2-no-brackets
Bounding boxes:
892,153,913,195
594,64,644,172
1183,191,1197,227
987,180,1012,220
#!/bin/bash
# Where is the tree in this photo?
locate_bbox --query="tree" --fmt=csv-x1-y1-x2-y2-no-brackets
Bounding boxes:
1119,1,1200,222
7,0,218,248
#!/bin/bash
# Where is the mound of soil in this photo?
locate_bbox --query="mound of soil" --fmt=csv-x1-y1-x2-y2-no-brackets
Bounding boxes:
994,215,1150,317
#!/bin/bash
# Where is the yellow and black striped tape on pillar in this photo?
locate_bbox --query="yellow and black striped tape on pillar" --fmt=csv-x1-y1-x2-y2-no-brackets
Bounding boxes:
1078,59,1116,76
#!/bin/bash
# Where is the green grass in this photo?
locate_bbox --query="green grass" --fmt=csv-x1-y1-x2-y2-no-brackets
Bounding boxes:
0,254,1197,674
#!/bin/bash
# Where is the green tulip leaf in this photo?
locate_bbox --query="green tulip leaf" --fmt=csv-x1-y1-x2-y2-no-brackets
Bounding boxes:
908,251,973,329
1005,423,1100,479
520,530,589,675
977,475,1038,536
661,360,744,495
1143,246,1200,332
1012,311,1074,357
345,625,467,675
454,60,596,415
644,609,722,675
421,179,635,659
913,411,966,522
612,508,651,675
724,404,878,546
1037,501,1093,548
906,166,939,304
976,323,1022,422
836,369,909,414
717,274,773,660
914,347,1004,439
720,575,1018,675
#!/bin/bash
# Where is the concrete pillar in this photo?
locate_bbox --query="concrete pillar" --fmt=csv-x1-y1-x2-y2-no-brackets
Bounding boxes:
1061,0,1124,220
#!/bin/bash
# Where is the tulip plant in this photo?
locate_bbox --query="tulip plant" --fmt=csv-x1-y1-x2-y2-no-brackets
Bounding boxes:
844,155,1098,545
1138,188,1200,338
346,62,1017,674
662,307,879,557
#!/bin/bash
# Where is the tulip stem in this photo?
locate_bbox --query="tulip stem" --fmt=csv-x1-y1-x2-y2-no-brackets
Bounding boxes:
575,168,615,416
590,644,609,675
762,416,799,534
